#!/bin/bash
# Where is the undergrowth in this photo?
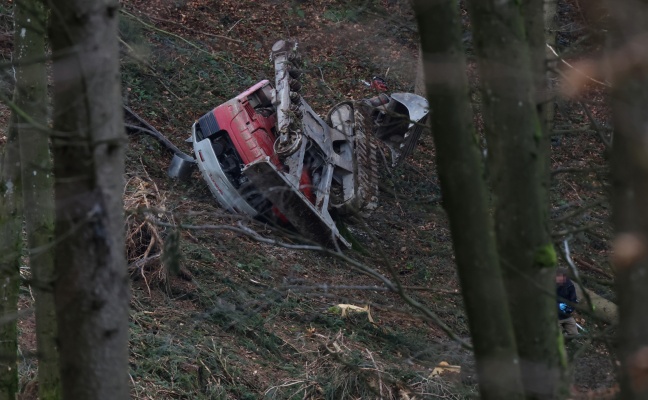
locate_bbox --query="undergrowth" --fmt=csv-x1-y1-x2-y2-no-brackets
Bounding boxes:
117,2,475,398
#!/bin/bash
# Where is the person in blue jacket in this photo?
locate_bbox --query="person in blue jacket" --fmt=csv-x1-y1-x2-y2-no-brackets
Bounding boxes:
556,268,579,338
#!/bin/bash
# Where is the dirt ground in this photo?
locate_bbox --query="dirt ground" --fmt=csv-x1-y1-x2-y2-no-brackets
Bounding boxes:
0,0,619,398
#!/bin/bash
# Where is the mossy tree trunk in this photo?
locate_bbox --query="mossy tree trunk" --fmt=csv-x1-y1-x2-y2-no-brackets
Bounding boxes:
412,1,524,399
15,0,61,398
521,0,555,131
607,1,648,398
48,0,130,398
464,0,562,398
0,114,22,400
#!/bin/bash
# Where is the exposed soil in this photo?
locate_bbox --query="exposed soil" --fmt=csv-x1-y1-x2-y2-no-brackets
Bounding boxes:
0,0,618,398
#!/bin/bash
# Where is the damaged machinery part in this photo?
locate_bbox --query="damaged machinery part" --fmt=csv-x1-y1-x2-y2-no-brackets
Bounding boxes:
362,93,429,167
174,39,429,248
244,39,357,247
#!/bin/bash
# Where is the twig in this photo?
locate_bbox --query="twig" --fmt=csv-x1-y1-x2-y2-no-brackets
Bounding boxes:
123,109,193,159
579,101,611,148
573,256,614,279
552,223,603,238
148,216,473,350
281,284,460,294
366,349,383,400
227,18,243,33
551,166,605,177
563,239,595,314
546,43,611,88
119,38,182,101
349,216,472,349
130,10,244,43
317,67,334,93
120,9,256,73
212,341,235,385
552,198,606,223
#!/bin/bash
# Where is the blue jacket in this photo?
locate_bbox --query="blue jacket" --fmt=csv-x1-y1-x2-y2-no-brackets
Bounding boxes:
557,278,577,320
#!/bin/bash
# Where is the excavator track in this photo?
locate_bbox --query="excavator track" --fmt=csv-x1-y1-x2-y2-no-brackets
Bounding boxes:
351,102,380,215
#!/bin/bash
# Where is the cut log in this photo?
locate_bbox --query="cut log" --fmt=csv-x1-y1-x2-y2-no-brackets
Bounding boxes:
575,285,618,324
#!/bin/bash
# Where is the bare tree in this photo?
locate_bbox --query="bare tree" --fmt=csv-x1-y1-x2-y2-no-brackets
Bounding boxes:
464,0,563,398
412,1,524,399
606,1,648,399
0,115,21,400
47,0,129,398
14,0,61,398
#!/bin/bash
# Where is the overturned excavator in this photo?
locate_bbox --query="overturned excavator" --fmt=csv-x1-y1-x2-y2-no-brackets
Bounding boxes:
168,40,429,248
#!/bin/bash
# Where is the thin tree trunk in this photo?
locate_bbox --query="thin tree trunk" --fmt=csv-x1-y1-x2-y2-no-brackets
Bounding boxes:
607,1,648,398
414,46,426,97
0,114,22,400
465,1,562,398
48,0,129,399
14,0,61,398
522,0,553,130
412,1,524,399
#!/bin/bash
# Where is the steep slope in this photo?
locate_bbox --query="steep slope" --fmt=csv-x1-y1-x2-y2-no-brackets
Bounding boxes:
0,0,619,398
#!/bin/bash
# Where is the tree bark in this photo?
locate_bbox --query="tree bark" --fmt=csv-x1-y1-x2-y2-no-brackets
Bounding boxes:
465,0,563,398
606,1,648,398
0,114,22,400
414,46,426,97
14,0,61,398
573,286,617,325
412,1,524,399
48,0,129,399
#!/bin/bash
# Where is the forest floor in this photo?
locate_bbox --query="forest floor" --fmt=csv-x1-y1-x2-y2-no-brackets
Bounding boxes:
0,0,618,398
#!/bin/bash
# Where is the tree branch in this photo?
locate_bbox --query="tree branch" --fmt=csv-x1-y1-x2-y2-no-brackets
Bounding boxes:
124,7,245,44
146,214,473,349
580,101,611,148
552,198,606,223
119,9,256,73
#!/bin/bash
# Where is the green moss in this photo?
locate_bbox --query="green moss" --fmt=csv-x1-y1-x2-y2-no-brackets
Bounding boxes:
533,243,557,269
336,221,370,256
328,306,341,314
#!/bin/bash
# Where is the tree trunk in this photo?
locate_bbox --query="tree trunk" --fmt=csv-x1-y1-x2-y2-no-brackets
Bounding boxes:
0,115,22,400
14,0,61,398
465,1,563,398
412,1,524,399
414,46,426,97
606,1,648,398
48,0,129,399
522,0,556,130
574,286,617,325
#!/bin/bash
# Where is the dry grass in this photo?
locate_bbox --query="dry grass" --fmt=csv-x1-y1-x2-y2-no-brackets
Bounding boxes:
124,167,174,295
264,330,471,400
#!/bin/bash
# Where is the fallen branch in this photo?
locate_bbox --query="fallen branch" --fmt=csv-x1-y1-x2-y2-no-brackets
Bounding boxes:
123,105,195,160
552,223,604,238
551,166,606,177
573,256,614,279
552,198,606,223
563,239,595,315
580,101,612,148
128,9,244,43
563,240,617,324
546,43,611,88
148,216,473,350
281,284,461,295
120,9,255,73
